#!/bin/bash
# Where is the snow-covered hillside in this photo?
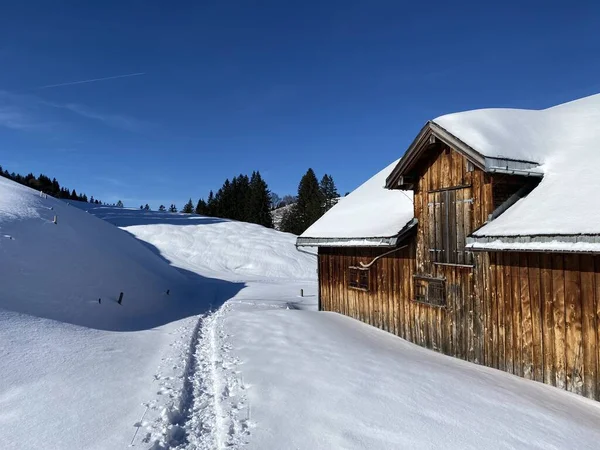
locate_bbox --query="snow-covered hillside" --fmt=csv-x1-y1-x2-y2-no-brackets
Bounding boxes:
0,176,206,331
72,203,316,281
270,203,294,230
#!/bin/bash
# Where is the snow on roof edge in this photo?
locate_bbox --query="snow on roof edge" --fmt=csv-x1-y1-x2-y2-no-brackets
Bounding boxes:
299,159,415,241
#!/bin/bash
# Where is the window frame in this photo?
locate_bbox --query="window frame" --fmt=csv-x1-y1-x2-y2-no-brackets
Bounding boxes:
413,275,446,307
348,266,370,291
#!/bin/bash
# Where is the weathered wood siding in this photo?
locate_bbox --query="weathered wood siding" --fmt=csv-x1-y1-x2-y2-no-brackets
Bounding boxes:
412,145,493,363
319,245,416,342
484,252,600,399
318,143,600,401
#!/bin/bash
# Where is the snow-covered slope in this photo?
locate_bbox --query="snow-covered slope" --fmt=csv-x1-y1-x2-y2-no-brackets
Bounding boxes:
0,176,208,331
73,204,316,281
270,203,294,231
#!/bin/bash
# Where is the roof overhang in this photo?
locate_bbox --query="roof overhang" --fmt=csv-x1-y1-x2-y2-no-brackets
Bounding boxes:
386,121,542,189
467,234,600,254
296,218,417,248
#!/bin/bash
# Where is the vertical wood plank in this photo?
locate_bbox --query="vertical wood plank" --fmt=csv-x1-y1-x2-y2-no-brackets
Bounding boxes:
564,254,583,395
472,254,483,364
503,252,514,374
528,253,543,383
520,253,534,380
595,256,600,400
511,252,523,377
495,253,506,371
540,253,555,386
482,253,491,366
579,254,596,399
467,263,476,362
456,188,465,264
462,266,471,360
448,190,457,264
398,252,406,339
552,254,567,389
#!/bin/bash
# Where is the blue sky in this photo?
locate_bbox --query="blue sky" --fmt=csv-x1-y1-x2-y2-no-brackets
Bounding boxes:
1,1,599,208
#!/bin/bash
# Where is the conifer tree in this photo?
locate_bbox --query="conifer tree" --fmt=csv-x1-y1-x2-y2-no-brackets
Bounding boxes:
195,198,207,215
248,171,273,228
159,205,166,212
206,190,216,216
182,198,194,214
319,174,339,211
144,204,150,210
116,200,124,207
169,204,177,213
280,168,324,235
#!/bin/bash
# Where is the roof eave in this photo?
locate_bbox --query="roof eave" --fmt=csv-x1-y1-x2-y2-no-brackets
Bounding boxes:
467,234,600,254
296,218,417,248
295,236,399,248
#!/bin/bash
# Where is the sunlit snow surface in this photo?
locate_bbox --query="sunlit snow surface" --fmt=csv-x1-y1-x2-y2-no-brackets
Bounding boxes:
2,177,600,449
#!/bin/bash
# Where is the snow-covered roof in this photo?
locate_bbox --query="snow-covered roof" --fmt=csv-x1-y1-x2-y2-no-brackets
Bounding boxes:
297,159,414,247
434,93,600,240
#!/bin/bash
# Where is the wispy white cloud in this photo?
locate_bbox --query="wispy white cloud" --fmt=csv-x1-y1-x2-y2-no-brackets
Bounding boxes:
0,106,37,130
33,72,145,90
0,91,51,131
0,90,148,133
94,176,128,187
55,102,148,132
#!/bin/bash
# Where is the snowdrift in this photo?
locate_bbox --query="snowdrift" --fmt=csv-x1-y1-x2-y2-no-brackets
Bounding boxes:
0,177,242,331
75,204,317,281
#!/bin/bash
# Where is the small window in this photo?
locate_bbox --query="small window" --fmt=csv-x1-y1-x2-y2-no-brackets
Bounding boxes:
414,275,445,307
348,266,369,291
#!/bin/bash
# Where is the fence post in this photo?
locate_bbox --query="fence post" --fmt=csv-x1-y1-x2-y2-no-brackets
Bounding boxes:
118,292,123,305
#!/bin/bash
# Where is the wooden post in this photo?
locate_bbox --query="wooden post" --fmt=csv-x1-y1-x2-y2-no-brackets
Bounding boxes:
53,215,57,224
300,289,304,297
118,292,123,305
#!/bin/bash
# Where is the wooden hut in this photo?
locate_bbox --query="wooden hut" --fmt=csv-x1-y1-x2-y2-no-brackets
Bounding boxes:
297,93,600,401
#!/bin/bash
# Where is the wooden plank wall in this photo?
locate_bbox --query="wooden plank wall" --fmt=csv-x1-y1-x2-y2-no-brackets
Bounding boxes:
318,245,414,342
318,245,482,362
485,251,600,399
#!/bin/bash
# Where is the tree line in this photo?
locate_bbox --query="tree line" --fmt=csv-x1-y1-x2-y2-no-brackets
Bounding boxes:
0,165,104,204
1,162,340,236
165,171,274,228
161,169,338,235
